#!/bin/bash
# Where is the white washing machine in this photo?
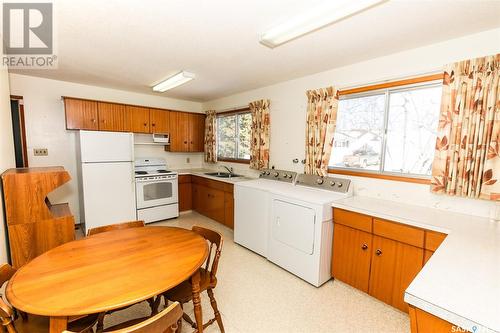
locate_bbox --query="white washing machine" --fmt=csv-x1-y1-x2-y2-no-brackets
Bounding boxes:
235,170,352,287
234,170,297,257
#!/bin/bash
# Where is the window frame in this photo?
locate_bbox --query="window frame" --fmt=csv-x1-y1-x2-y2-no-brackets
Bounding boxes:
328,74,444,184
216,108,252,164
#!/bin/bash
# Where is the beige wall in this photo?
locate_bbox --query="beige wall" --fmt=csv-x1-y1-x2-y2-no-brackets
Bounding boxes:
0,68,15,263
8,74,204,223
204,28,500,218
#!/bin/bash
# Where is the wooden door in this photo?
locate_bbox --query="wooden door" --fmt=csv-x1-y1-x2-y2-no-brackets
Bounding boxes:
64,98,98,130
98,102,127,131
127,106,150,133
332,224,372,293
169,111,190,152
189,113,205,152
205,188,225,223
150,109,170,134
368,235,424,312
224,191,234,229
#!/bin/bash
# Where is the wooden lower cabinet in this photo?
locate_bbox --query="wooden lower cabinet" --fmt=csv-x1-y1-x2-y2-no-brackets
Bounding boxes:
332,224,372,292
409,305,470,333
368,235,424,312
331,209,447,314
179,185,192,212
187,176,234,229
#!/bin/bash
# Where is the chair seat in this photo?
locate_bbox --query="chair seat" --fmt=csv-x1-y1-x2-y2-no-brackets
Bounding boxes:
12,313,99,333
164,269,216,303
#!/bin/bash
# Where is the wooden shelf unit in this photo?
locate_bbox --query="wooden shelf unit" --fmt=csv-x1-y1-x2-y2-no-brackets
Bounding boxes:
1,167,75,268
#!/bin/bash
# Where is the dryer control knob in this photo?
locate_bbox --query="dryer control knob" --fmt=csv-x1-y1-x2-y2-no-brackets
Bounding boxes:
316,178,324,185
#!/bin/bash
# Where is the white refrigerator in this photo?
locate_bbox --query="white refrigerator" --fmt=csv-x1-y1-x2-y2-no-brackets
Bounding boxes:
77,131,136,234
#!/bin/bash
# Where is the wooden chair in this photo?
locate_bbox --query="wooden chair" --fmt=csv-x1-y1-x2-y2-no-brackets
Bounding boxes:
64,302,182,333
86,220,146,236
159,226,225,333
0,264,98,333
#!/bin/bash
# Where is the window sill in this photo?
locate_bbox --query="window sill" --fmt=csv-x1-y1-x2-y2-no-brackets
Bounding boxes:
217,158,250,165
328,168,431,185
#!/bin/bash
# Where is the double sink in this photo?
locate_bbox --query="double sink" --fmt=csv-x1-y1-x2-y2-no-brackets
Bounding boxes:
204,172,243,178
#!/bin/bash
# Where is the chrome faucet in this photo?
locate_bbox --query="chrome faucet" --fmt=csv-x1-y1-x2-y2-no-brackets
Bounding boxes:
221,165,234,174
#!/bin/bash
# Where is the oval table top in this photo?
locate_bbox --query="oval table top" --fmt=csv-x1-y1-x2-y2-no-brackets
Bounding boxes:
6,226,208,316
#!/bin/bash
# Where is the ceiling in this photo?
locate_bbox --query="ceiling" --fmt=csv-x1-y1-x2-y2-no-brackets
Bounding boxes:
9,0,500,102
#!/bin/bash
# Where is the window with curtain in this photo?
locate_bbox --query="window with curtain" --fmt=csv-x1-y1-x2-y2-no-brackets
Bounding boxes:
216,111,252,162
329,81,442,178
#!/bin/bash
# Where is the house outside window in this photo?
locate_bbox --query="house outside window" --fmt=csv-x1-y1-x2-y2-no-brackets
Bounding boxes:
329,80,442,179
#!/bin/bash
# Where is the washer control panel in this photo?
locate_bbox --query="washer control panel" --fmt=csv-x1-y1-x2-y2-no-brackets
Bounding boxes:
259,168,297,183
295,174,351,193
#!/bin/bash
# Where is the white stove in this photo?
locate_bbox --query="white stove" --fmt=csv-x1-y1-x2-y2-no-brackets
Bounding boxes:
134,158,179,223
234,168,352,287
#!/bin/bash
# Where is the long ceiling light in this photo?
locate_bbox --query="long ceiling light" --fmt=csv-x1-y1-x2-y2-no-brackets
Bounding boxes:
152,71,195,92
259,0,387,48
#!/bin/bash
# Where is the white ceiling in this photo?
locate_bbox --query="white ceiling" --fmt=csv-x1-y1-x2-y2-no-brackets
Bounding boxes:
10,0,500,102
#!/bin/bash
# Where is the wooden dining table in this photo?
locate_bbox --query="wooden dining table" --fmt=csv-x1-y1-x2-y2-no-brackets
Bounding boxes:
6,226,209,333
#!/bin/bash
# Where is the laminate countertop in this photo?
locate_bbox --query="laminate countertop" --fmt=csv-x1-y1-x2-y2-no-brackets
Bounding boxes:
173,168,255,184
331,196,500,333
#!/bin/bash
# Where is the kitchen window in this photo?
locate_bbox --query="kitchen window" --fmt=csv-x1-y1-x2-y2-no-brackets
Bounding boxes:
217,111,252,163
329,77,443,182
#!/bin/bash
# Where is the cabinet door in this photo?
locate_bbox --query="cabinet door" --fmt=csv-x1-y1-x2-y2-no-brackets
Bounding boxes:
150,109,170,134
205,188,225,224
189,113,205,152
368,235,424,312
192,184,206,214
169,111,190,152
64,98,98,130
98,102,127,131
332,224,372,293
127,106,150,133
224,191,234,229
179,182,192,212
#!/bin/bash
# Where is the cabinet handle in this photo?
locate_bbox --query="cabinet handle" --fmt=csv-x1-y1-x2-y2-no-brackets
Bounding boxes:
91,118,96,123
184,141,188,144
375,249,382,256
361,244,368,250
152,123,156,127
144,123,147,126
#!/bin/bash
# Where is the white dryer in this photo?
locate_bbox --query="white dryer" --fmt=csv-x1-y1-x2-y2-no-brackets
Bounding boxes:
268,174,352,287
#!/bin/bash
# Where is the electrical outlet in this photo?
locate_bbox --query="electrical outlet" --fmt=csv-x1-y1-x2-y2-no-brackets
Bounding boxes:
33,148,48,156
186,157,190,163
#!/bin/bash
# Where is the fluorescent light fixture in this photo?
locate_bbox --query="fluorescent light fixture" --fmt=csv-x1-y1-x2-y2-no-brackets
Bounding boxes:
152,71,195,92
260,0,386,48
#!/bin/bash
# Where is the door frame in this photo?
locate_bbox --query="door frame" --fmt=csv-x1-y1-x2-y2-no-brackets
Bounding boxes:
10,95,29,168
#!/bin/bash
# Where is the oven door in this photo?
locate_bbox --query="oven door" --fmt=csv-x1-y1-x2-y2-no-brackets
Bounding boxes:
136,178,178,209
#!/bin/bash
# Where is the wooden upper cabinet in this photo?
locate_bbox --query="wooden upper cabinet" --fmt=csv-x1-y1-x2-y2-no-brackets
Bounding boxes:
150,109,170,134
64,98,98,130
127,106,150,133
368,235,424,312
332,224,372,293
97,102,127,132
169,111,190,152
189,113,205,152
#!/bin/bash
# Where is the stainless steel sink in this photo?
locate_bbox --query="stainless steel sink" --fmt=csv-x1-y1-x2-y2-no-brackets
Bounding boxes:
204,172,242,178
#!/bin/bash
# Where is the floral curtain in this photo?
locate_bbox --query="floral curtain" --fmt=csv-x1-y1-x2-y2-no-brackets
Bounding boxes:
431,54,500,200
304,86,339,177
204,110,217,163
249,99,270,170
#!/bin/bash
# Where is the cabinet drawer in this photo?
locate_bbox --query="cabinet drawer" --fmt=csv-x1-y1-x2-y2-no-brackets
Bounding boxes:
373,219,424,248
333,209,372,233
424,230,447,251
192,176,226,191
178,175,192,184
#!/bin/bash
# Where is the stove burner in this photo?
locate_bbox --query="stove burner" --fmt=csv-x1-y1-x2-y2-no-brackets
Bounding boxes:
135,171,148,175
157,169,170,173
